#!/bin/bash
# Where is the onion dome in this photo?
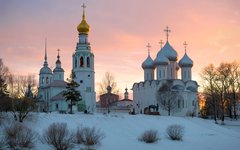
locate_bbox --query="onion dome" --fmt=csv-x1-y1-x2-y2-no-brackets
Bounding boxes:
142,55,155,69
154,50,169,65
77,4,90,34
40,67,52,74
161,41,178,61
179,53,193,67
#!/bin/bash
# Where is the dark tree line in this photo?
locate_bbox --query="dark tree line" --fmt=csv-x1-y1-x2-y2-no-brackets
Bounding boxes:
200,62,240,124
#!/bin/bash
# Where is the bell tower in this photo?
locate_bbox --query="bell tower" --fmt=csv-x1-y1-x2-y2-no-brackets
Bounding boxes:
72,3,96,112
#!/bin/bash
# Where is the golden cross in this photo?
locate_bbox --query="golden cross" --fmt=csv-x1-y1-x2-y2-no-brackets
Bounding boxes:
164,26,171,41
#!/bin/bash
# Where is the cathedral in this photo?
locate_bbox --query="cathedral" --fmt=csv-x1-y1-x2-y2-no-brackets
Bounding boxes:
37,4,96,113
132,27,199,116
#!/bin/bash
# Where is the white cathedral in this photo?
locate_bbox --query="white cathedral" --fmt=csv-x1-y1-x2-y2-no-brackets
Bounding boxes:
132,27,199,116
37,4,96,113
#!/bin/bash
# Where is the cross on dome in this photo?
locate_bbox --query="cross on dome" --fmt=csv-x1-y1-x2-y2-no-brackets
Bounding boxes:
81,3,86,19
158,40,164,49
183,41,188,53
164,26,171,41
57,49,60,59
146,43,151,56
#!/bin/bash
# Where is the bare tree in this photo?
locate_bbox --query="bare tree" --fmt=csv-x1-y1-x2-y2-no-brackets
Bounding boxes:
7,74,36,98
0,58,9,98
200,64,219,123
156,81,180,116
98,72,119,95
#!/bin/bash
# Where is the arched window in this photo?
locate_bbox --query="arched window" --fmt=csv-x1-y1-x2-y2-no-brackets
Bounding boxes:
87,57,90,68
46,77,49,84
178,100,181,108
80,57,84,67
75,58,77,68
42,77,44,84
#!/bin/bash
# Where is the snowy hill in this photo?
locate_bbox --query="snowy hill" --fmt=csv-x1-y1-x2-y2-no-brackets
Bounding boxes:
7,113,240,150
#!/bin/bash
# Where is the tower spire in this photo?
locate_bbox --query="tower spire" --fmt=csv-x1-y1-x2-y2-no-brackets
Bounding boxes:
164,26,171,41
158,40,164,49
146,43,151,56
44,38,48,67
183,41,188,54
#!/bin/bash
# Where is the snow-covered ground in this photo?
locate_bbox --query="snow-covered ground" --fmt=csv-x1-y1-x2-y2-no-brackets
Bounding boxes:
2,112,240,150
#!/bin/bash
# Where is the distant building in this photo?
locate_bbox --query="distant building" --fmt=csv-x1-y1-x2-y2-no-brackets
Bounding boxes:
99,86,119,108
132,27,198,116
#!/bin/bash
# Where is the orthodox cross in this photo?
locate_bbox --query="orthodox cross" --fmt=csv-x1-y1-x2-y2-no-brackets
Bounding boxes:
146,43,151,56
82,3,86,10
183,41,188,53
158,40,164,49
164,26,171,41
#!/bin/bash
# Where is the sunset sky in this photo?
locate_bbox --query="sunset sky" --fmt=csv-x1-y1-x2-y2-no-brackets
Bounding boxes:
0,0,240,98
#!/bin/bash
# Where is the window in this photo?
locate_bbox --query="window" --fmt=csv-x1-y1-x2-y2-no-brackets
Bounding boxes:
184,71,186,79
163,70,165,78
182,100,184,108
42,77,44,84
56,103,59,110
87,57,90,68
80,57,84,67
159,70,161,78
171,68,173,78
75,58,77,68
192,101,195,106
46,77,49,84
146,73,148,80
178,100,180,108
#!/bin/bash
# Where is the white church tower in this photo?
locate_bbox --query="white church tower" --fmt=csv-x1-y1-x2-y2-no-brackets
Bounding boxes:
39,39,53,87
141,43,155,81
179,41,193,82
72,3,96,112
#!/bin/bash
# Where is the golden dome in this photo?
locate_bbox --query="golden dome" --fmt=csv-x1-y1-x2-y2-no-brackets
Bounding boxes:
77,4,90,34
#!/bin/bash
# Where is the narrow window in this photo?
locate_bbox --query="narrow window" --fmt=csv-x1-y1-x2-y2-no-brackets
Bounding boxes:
75,58,77,68
46,77,49,84
146,73,148,80
178,100,180,108
42,77,44,84
80,57,84,67
182,100,184,108
56,103,59,110
159,70,161,78
171,68,173,78
163,70,165,78
87,57,90,68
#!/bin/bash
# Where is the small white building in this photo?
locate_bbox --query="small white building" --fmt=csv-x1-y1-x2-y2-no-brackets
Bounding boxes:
132,28,198,116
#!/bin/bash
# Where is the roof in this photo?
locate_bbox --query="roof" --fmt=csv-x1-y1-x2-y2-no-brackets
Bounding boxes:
49,80,67,87
179,53,193,67
40,66,52,74
51,91,66,101
154,50,169,65
161,41,178,61
142,55,155,69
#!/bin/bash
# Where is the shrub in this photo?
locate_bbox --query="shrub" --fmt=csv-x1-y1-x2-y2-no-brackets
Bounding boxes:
4,122,37,149
42,122,74,150
166,124,184,141
0,137,7,149
138,129,159,143
75,126,104,149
